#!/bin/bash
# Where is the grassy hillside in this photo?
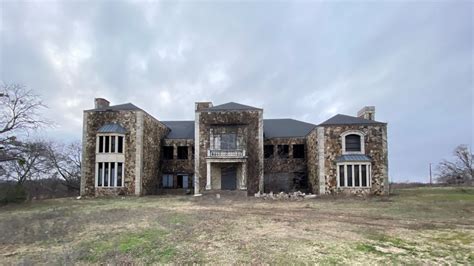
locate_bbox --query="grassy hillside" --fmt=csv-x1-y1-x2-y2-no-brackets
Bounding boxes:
0,187,473,264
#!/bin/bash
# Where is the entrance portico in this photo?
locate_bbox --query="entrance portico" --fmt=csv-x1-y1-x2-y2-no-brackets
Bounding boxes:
205,158,247,191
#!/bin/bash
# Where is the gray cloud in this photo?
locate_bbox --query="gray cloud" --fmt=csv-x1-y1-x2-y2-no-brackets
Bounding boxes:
1,0,472,182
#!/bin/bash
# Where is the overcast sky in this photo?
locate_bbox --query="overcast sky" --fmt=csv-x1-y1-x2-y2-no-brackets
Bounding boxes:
1,0,472,182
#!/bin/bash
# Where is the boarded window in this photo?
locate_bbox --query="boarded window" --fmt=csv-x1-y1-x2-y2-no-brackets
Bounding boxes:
162,174,173,188
163,146,174,160
264,145,274,158
277,145,289,158
293,144,305,159
345,134,361,152
178,146,188,160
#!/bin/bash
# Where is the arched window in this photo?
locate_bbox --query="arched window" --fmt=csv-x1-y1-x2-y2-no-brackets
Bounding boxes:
341,131,365,154
345,134,361,152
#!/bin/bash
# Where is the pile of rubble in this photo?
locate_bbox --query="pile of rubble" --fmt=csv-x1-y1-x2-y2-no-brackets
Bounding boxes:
254,191,317,200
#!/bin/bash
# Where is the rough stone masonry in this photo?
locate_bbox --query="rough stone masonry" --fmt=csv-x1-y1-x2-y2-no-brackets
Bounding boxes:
81,99,388,197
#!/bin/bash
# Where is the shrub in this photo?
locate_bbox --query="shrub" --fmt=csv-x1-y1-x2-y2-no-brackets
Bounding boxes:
0,183,28,204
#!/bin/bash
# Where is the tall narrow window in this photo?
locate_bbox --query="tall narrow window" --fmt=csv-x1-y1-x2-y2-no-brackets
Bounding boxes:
99,136,104,153
111,136,116,153
117,162,123,186
110,163,115,187
104,162,109,186
98,162,103,186
347,165,353,187
354,165,360,187
339,165,345,187
118,136,124,153
105,136,110,153
361,165,367,187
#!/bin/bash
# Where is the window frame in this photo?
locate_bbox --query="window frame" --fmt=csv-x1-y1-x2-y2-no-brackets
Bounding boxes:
292,144,305,159
336,162,372,188
177,146,189,160
96,133,125,154
264,145,274,159
341,131,365,155
95,161,125,188
163,146,174,160
277,144,289,159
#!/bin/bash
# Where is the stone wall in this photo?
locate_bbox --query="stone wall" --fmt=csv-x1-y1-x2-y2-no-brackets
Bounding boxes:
81,110,139,196
160,139,195,180
141,113,169,195
305,129,319,194
263,137,308,192
196,109,263,195
321,124,388,195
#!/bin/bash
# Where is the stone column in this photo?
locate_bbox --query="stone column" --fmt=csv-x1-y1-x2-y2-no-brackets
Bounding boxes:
206,161,211,190
135,111,144,196
240,162,247,190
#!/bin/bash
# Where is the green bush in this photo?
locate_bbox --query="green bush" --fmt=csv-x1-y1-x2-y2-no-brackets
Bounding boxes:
0,184,27,204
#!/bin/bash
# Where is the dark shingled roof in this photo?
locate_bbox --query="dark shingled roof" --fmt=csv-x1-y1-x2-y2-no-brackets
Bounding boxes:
319,114,385,126
263,119,316,138
162,121,195,139
97,123,127,134
335,154,372,162
86,103,142,112
205,102,261,111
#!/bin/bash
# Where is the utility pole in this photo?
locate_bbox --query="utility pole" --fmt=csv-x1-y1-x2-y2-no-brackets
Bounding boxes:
429,163,432,186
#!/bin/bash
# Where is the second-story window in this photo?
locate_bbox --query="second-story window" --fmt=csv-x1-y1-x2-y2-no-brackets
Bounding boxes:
277,145,289,159
178,146,188,160
220,133,236,150
293,144,305,159
345,134,361,152
97,135,124,153
163,146,174,160
264,145,274,158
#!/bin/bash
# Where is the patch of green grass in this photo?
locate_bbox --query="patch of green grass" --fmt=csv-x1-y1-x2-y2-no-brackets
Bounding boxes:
355,243,383,254
78,228,175,263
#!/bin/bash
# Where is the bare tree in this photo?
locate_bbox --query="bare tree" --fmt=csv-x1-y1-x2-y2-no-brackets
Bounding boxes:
0,83,48,143
1,140,50,185
45,141,81,191
436,145,473,185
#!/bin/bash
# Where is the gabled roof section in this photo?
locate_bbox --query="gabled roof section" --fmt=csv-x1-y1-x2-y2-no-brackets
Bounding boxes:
336,154,372,162
86,103,142,112
205,102,262,112
319,114,385,126
161,120,195,139
97,123,127,134
264,119,316,138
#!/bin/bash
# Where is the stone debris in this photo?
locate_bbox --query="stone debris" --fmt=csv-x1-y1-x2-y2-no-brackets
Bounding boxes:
254,191,317,200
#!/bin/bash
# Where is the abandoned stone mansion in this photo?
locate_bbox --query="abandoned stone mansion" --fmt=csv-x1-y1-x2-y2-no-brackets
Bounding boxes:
80,98,388,197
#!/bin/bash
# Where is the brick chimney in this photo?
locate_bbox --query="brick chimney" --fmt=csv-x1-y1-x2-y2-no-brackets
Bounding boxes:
195,102,213,112
357,106,375,120
94,98,110,109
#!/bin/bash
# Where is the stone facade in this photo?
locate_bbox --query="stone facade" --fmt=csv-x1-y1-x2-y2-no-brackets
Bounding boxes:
80,99,389,197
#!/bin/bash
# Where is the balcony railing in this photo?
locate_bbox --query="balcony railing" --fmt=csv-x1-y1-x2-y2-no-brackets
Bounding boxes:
207,149,246,158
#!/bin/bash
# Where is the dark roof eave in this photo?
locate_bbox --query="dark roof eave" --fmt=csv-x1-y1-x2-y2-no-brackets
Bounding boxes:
318,122,387,127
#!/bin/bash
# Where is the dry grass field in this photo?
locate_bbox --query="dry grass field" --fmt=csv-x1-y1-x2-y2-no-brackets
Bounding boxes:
0,187,473,264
